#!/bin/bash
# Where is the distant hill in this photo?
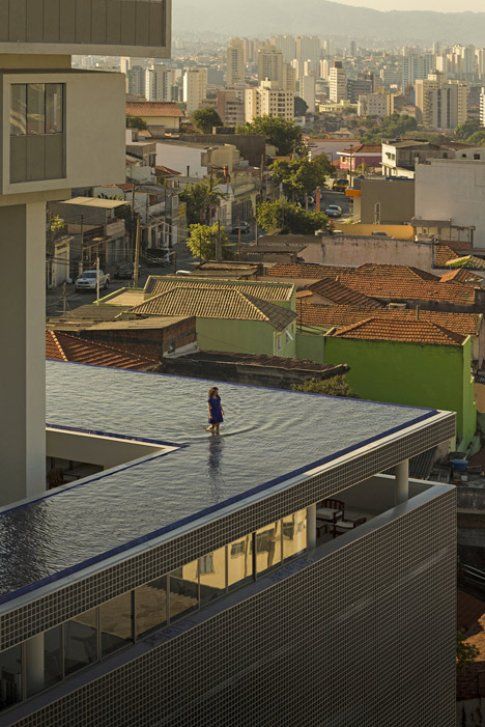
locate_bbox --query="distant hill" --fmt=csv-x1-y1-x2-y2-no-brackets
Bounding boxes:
173,0,485,44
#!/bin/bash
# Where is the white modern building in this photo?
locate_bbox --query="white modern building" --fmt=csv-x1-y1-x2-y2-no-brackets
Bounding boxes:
183,68,208,113
329,61,347,103
299,75,316,113
357,93,393,118
245,80,295,123
415,75,468,130
226,38,245,86
415,157,485,246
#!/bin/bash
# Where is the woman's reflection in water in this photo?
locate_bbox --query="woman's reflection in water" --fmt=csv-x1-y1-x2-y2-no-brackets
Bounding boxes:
208,434,225,503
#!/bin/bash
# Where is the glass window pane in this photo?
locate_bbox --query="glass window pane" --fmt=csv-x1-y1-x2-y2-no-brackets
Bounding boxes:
135,577,167,639
101,592,133,657
27,83,46,135
228,534,253,589
199,547,226,605
27,627,62,697
64,608,98,676
0,645,22,711
10,85,27,136
169,561,199,622
256,521,282,575
46,84,63,134
282,509,308,560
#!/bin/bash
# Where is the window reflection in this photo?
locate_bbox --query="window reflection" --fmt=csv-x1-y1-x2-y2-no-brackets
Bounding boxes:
282,509,307,560
169,561,199,621
256,521,282,575
46,84,63,134
10,85,26,136
101,592,133,657
27,84,46,135
136,576,167,639
64,608,98,677
228,534,253,589
199,547,226,605
0,645,22,711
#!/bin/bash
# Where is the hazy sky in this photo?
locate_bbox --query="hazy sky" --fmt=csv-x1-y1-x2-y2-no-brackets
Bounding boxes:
338,0,483,10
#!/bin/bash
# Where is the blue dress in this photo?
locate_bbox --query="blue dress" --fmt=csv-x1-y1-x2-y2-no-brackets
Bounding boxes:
208,395,224,424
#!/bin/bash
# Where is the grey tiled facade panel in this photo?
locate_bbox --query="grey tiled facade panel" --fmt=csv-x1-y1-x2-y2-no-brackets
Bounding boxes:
0,414,455,650
10,491,456,727
0,0,167,48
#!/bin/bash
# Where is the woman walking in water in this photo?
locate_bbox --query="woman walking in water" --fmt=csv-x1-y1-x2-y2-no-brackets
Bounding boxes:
207,386,224,435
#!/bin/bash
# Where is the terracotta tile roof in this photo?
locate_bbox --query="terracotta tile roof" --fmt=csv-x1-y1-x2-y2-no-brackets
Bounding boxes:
144,275,294,302
341,144,382,154
131,286,296,331
46,331,156,371
297,303,482,336
440,268,483,284
126,102,184,118
337,275,478,305
355,263,438,282
329,317,466,346
446,255,485,271
434,244,460,267
307,278,383,309
266,263,352,279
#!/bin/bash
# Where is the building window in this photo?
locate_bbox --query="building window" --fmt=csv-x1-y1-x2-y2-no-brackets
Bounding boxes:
0,645,22,712
228,534,253,589
64,608,98,677
100,592,134,658
11,83,63,137
282,509,308,560
26,627,63,697
200,547,226,605
10,83,65,183
169,562,199,622
256,521,282,575
135,576,168,639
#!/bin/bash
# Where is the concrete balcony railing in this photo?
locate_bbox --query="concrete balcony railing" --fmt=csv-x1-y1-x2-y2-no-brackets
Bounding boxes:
105,219,125,238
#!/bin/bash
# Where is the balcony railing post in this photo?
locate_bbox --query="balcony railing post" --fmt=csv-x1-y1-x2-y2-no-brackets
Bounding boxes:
396,460,409,504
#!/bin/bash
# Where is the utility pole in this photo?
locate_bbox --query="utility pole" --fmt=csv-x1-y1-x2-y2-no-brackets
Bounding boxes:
62,281,68,315
133,217,141,288
96,253,101,301
216,217,222,262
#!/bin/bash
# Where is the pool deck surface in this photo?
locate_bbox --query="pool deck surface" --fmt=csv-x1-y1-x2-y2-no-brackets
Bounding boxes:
0,362,439,606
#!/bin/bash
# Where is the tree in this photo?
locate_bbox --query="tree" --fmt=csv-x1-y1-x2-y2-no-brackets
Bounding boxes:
238,116,303,156
180,180,227,225
292,376,352,397
361,113,417,144
457,631,479,672
270,155,333,200
127,115,147,130
465,130,485,146
455,118,480,140
294,96,308,117
257,199,328,235
192,108,223,134
186,223,231,261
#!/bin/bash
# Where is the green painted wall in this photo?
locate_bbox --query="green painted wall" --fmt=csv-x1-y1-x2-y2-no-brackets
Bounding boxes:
197,318,296,357
296,327,325,364
325,335,477,449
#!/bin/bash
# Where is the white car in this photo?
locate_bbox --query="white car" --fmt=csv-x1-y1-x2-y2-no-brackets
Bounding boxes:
325,204,343,218
75,269,110,291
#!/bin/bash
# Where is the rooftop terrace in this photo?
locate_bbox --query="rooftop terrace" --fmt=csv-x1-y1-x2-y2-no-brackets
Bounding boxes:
0,362,442,608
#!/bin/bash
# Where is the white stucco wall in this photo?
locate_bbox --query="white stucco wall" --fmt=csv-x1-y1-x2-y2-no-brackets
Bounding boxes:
301,237,435,272
415,160,485,247
156,142,206,177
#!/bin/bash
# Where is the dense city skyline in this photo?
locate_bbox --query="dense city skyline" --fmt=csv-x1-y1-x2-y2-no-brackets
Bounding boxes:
339,0,484,10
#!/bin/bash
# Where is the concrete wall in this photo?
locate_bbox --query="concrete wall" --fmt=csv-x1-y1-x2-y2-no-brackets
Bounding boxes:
46,429,164,469
156,142,205,178
1,70,126,197
180,134,266,167
296,327,325,363
197,318,296,358
0,0,171,58
301,236,435,273
415,160,485,247
325,335,476,449
360,178,415,225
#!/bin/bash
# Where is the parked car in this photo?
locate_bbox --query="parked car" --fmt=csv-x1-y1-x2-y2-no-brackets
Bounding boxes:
325,204,343,218
231,221,251,236
332,179,349,193
75,269,110,291
114,262,134,280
